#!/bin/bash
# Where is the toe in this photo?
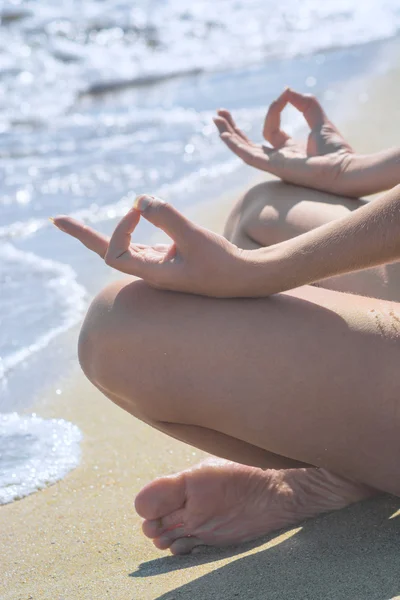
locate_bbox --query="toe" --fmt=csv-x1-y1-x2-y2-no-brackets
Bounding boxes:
170,536,204,555
153,526,187,550
134,473,186,520
142,507,185,538
142,518,163,539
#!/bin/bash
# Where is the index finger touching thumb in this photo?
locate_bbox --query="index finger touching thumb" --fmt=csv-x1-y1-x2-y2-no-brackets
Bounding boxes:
133,194,198,247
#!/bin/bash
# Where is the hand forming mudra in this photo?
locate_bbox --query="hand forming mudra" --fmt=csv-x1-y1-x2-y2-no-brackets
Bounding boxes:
213,87,355,195
214,87,397,198
52,194,251,298
52,89,400,299
52,89,350,298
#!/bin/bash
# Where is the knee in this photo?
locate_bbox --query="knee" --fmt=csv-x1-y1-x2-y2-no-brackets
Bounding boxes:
77,278,154,392
224,180,286,247
78,278,188,422
78,279,123,387
224,180,353,248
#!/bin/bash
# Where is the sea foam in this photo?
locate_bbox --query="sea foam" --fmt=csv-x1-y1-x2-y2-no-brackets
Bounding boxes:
0,412,82,505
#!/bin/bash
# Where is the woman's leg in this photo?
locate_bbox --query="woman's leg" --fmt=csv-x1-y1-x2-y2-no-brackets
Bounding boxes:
78,278,400,552
226,180,400,301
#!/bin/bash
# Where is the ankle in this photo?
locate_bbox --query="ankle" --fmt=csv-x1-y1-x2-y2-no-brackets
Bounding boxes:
280,468,377,521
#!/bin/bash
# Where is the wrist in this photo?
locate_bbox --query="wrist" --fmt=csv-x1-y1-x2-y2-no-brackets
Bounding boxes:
238,245,290,297
238,224,340,297
339,149,400,197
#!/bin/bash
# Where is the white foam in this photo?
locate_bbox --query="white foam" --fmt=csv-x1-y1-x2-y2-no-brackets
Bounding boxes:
0,412,82,505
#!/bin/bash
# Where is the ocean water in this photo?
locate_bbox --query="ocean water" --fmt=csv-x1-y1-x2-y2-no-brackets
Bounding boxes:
1,0,399,502
0,412,81,504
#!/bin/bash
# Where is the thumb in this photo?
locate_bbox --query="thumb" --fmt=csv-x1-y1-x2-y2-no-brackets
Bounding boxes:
134,195,199,247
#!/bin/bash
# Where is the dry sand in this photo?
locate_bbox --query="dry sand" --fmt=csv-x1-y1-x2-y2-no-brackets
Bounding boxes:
2,40,400,600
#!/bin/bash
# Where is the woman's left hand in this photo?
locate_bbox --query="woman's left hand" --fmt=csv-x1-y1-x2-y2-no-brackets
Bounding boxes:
52,195,256,298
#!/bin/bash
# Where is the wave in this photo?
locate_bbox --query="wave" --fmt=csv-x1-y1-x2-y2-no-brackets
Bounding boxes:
1,0,399,124
82,68,204,96
0,243,88,384
0,413,82,505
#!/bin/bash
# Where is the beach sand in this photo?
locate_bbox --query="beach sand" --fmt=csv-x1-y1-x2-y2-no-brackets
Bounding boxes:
2,43,400,600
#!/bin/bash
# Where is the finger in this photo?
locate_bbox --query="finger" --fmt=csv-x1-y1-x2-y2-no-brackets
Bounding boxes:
221,133,254,164
216,109,252,143
263,88,292,148
219,131,255,162
105,206,140,262
52,216,109,258
213,115,231,135
285,89,327,129
220,131,273,169
133,194,199,249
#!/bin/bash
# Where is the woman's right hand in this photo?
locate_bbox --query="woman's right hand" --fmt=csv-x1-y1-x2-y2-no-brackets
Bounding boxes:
214,88,369,197
51,195,263,298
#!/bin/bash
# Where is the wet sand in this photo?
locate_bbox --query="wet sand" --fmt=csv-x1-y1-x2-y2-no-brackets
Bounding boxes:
2,43,400,600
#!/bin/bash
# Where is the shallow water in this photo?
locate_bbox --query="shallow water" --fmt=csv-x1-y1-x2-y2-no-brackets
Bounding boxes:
2,0,400,122
0,412,81,504
1,0,399,502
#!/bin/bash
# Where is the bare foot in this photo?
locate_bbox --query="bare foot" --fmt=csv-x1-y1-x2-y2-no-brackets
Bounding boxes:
134,458,375,555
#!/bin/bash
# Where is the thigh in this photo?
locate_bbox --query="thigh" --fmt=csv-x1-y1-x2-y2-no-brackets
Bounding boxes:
89,278,400,495
226,180,400,301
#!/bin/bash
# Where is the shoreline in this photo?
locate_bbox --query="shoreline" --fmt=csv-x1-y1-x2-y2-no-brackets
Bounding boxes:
2,37,400,600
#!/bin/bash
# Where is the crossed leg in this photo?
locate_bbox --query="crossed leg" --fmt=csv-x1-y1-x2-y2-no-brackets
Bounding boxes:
225,180,400,300
78,181,400,554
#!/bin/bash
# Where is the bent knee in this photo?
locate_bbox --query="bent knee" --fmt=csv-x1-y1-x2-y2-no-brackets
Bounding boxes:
224,180,283,246
225,180,355,248
78,277,158,391
78,279,124,385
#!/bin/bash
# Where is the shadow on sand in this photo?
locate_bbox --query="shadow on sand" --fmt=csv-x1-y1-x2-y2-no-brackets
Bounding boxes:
131,494,400,599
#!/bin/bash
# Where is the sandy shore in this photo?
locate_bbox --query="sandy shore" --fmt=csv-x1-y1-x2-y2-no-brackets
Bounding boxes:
2,40,400,600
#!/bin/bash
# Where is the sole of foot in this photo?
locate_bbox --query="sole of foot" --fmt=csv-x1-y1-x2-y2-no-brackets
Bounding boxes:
134,458,375,555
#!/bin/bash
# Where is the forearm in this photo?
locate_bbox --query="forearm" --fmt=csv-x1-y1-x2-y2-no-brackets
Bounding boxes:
339,148,400,197
247,184,400,296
